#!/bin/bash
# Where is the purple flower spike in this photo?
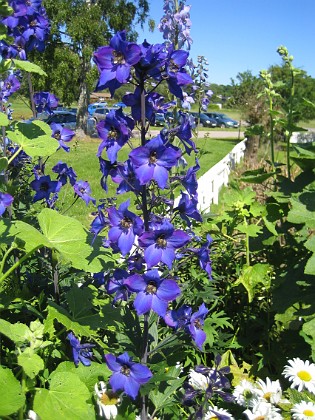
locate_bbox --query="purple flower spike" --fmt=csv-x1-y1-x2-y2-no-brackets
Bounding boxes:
51,123,75,152
188,303,209,350
138,219,190,269
30,175,61,203
73,180,96,206
125,269,181,317
108,199,144,256
105,352,152,400
94,30,141,95
67,332,94,367
0,192,13,216
129,135,181,189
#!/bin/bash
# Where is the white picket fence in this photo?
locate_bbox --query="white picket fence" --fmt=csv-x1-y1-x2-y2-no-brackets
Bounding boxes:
175,138,247,212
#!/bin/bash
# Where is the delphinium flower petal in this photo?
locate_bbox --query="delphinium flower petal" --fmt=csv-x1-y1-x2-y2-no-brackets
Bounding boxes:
73,180,96,206
188,303,209,350
106,269,132,303
105,352,152,400
0,192,13,216
125,269,181,317
50,123,75,152
52,161,77,186
30,175,61,203
129,135,181,189
33,91,59,114
67,332,94,367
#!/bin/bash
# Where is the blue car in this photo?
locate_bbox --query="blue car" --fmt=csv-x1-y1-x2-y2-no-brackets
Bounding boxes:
205,112,239,128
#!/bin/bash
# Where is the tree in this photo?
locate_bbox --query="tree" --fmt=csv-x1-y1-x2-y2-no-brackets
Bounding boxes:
28,0,149,133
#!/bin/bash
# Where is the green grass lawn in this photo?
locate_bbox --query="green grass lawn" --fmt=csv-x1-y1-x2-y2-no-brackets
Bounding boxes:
45,135,241,226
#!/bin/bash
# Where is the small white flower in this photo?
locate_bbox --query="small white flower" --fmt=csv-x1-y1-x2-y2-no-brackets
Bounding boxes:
188,368,209,391
243,400,283,419
94,381,120,419
233,379,260,407
204,405,235,419
283,358,315,394
255,377,283,404
292,401,315,419
26,410,40,420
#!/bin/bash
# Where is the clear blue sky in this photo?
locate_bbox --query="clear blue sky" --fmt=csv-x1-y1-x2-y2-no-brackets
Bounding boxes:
136,0,315,85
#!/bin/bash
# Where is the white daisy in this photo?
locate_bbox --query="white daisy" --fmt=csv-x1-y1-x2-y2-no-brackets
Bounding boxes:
283,358,315,394
188,368,209,391
204,405,235,419
255,377,283,404
243,400,283,419
94,381,120,419
292,401,315,419
233,379,260,407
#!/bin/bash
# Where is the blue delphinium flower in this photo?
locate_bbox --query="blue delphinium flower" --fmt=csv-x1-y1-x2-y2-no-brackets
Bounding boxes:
188,303,209,350
30,175,61,203
67,332,94,367
106,268,132,303
164,47,193,99
0,74,20,102
111,159,141,194
90,205,108,239
0,192,13,216
108,199,144,256
50,123,75,152
94,30,142,95
33,91,59,114
125,269,181,317
105,351,152,399
181,159,200,197
97,108,134,163
129,135,181,189
73,180,96,206
175,192,202,226
138,219,190,269
52,161,77,186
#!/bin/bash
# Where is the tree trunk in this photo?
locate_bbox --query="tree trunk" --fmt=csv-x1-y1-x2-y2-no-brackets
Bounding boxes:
244,135,260,163
76,56,90,137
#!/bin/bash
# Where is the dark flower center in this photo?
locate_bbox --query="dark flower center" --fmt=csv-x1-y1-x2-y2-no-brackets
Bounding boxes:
40,182,49,191
149,151,157,164
30,20,37,27
112,51,126,65
108,128,118,140
146,281,157,294
194,319,202,329
120,217,132,229
168,59,180,73
156,235,167,248
54,131,61,140
120,365,131,376
6,82,11,89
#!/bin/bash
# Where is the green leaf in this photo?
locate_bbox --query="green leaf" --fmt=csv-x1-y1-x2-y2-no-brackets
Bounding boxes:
236,223,262,237
0,366,25,416
37,209,112,272
33,371,94,420
0,156,8,171
12,59,47,76
7,122,57,157
0,318,30,344
233,263,271,302
12,220,49,252
0,111,9,126
302,318,315,362
18,349,44,379
53,361,110,391
240,168,277,184
287,198,315,229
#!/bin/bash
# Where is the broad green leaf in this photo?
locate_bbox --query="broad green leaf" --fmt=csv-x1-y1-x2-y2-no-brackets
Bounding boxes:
18,349,44,379
12,220,49,252
33,371,94,420
304,236,315,275
0,318,30,344
0,156,8,171
0,111,9,126
32,119,54,135
287,198,315,229
7,122,57,157
240,168,277,184
233,263,271,303
37,209,112,272
53,361,110,391
236,223,262,237
0,366,25,416
13,58,47,76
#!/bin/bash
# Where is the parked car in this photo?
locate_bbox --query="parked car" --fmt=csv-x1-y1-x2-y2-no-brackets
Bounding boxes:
90,107,110,124
45,111,77,130
205,112,239,128
88,102,108,116
190,112,217,128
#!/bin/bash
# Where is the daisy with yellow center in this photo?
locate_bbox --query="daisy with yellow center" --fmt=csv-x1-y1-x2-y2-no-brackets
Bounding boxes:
204,405,235,419
94,381,120,419
291,401,315,419
282,358,315,394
